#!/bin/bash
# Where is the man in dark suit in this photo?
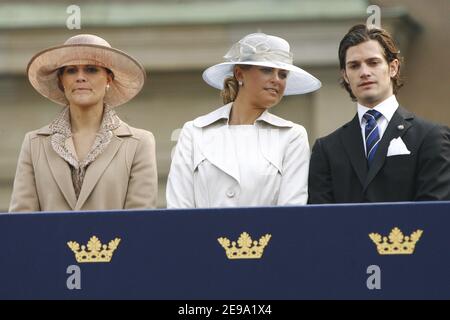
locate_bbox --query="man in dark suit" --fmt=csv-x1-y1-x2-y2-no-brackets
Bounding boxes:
308,24,450,203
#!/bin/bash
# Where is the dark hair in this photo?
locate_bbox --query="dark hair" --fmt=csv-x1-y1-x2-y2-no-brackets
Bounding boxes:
56,66,114,92
338,24,403,101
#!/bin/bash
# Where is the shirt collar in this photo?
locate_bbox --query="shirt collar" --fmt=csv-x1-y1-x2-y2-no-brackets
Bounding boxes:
357,95,399,125
193,102,293,128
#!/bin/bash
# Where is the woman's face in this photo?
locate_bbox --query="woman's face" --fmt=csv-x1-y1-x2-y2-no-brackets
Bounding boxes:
236,65,288,109
60,65,112,108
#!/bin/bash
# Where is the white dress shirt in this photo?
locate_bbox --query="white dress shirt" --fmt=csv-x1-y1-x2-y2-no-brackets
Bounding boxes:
357,95,399,154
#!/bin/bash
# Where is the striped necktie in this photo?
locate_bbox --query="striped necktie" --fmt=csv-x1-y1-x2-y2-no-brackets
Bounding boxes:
363,109,382,166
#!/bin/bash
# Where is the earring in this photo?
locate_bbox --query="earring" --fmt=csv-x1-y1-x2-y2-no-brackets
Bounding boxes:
238,81,243,86
106,84,110,91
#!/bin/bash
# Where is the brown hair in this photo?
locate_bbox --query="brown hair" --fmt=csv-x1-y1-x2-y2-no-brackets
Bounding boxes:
338,24,403,101
220,64,252,104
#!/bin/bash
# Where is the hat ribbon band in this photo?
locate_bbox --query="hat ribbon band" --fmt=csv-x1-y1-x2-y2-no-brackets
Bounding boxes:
227,50,293,65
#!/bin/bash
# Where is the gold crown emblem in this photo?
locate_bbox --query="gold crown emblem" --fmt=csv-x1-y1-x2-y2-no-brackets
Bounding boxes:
369,227,423,255
218,232,271,259
67,236,121,263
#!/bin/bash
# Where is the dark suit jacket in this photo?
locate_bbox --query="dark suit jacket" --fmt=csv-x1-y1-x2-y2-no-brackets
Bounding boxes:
308,106,450,203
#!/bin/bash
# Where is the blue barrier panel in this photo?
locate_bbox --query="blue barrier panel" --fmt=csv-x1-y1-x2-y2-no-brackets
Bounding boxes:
0,202,449,299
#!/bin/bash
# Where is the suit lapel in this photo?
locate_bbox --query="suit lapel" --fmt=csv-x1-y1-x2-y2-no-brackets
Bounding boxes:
363,107,413,190
43,139,77,210
340,115,368,186
75,136,123,210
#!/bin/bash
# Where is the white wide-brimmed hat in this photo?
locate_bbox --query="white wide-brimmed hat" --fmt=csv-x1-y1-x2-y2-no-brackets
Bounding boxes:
27,34,146,108
202,33,321,95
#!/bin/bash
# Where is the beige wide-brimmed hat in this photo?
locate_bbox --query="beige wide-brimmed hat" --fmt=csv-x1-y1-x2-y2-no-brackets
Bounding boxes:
27,34,146,107
203,33,321,95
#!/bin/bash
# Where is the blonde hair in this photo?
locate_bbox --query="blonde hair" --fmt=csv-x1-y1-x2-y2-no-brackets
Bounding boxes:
220,64,252,104
221,76,239,104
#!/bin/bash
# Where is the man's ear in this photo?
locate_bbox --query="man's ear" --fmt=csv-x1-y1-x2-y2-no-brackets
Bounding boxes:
341,69,349,84
389,59,399,78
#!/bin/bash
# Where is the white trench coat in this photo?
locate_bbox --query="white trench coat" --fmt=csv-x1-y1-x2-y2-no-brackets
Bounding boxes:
166,103,310,208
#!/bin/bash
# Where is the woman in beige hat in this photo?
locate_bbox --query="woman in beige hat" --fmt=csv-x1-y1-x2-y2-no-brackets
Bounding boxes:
9,34,157,212
167,33,321,208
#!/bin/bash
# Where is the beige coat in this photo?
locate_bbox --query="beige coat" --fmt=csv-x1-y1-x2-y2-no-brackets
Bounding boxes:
9,121,157,212
166,103,310,208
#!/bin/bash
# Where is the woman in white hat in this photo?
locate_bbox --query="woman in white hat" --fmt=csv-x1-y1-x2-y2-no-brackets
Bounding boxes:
9,34,157,212
167,33,321,208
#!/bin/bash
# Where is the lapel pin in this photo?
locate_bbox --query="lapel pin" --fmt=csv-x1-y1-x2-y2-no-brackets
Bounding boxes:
397,124,405,130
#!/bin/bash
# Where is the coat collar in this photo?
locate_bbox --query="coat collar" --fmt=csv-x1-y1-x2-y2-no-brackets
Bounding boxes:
193,103,294,128
36,121,133,137
192,103,289,183
36,120,133,137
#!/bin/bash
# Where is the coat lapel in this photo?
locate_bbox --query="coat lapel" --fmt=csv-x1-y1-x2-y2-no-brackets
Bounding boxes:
194,104,240,183
340,115,368,186
43,139,77,210
258,125,282,173
257,111,293,173
199,124,240,183
363,107,413,190
75,136,123,210
193,104,293,183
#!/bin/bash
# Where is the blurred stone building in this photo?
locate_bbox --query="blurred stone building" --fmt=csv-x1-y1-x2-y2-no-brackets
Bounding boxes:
0,0,448,210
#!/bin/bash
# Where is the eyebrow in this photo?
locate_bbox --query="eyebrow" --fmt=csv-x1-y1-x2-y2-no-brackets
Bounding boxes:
346,57,383,65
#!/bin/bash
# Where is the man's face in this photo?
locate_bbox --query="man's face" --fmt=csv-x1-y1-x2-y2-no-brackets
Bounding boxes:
342,40,399,108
